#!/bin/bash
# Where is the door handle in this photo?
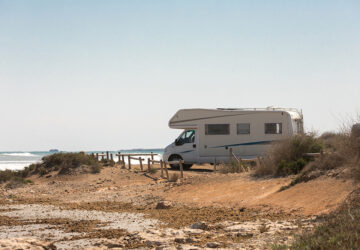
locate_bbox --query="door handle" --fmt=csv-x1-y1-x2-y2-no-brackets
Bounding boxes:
193,144,196,148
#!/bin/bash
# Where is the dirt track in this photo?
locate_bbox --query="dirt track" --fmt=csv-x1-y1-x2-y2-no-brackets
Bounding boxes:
0,164,357,249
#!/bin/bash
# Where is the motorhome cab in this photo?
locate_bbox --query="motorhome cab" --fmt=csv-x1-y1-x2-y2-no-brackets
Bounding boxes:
163,108,303,168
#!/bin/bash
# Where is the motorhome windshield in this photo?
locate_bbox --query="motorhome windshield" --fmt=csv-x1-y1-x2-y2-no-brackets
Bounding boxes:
176,130,195,145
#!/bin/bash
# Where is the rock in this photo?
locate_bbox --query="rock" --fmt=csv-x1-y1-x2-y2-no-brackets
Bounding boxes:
185,238,195,243
155,201,172,209
174,238,185,243
190,222,208,230
206,242,220,248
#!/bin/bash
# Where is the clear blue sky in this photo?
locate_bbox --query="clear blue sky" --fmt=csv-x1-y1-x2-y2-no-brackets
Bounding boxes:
0,0,359,151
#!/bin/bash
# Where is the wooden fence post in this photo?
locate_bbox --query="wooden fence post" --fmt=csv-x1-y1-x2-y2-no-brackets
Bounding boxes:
117,153,121,164
121,155,125,169
164,162,169,180
151,152,154,161
238,157,243,172
147,158,151,171
160,160,164,178
179,160,184,179
106,151,109,160
214,157,217,172
101,153,105,160
110,153,113,162
128,155,131,169
139,157,143,171
96,153,99,161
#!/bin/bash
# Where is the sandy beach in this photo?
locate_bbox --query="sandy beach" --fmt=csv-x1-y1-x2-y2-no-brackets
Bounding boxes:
0,163,356,249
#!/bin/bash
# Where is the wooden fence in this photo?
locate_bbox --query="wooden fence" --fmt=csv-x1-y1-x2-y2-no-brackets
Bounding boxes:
90,149,325,180
90,151,185,181
217,148,262,173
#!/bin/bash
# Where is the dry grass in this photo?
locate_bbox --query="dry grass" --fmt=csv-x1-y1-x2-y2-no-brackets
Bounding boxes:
219,161,243,174
280,188,360,249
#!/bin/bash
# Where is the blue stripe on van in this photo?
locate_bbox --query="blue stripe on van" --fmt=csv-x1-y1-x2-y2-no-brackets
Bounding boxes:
212,140,272,148
180,150,195,154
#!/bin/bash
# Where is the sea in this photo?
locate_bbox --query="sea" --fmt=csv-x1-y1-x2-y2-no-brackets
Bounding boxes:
0,149,164,171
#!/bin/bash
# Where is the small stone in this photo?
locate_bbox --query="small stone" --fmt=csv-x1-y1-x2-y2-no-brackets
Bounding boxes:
185,238,195,243
145,241,152,247
206,242,220,248
190,222,208,230
174,238,185,243
155,201,172,209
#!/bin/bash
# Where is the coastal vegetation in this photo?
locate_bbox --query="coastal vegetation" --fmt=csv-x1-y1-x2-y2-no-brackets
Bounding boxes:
254,133,323,177
0,152,108,188
274,189,360,250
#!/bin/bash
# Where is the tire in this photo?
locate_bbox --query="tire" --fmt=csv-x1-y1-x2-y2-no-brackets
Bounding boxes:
168,155,193,170
183,164,193,170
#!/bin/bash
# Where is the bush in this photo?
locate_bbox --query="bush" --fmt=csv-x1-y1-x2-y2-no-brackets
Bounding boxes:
37,152,100,175
276,158,307,176
5,177,33,189
255,134,323,177
0,169,33,189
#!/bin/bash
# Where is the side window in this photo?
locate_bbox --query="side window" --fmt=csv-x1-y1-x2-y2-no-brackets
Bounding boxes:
237,123,250,134
184,130,195,143
205,124,230,135
265,123,282,134
177,130,195,145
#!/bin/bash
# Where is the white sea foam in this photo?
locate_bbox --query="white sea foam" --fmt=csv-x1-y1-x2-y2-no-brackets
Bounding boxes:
0,162,38,171
0,152,37,157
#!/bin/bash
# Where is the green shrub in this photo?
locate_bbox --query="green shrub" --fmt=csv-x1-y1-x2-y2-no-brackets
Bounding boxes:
276,158,307,176
255,134,323,177
37,152,100,175
0,169,33,189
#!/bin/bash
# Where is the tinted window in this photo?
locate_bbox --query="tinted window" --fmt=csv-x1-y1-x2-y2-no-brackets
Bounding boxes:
237,123,250,134
265,123,282,134
205,124,230,135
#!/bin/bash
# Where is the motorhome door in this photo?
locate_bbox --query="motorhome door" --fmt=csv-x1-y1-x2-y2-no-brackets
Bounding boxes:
175,129,198,163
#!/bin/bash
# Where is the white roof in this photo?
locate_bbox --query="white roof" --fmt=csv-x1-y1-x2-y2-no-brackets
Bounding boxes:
169,107,303,129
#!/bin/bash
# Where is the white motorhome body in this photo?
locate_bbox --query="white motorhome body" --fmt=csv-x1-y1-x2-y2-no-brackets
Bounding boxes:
163,108,303,166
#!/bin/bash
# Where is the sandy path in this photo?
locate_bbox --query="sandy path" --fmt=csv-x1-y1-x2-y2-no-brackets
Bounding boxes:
163,173,356,215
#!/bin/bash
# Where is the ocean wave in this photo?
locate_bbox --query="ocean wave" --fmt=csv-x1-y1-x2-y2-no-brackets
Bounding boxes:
0,152,37,157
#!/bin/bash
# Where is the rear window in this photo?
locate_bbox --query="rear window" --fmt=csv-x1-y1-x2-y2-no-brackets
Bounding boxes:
265,123,282,134
205,124,230,135
237,123,250,134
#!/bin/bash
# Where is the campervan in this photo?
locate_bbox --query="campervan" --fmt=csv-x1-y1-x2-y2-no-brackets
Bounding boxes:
163,108,303,168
